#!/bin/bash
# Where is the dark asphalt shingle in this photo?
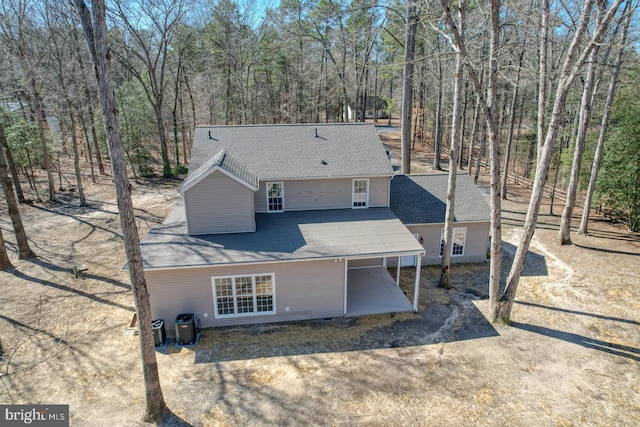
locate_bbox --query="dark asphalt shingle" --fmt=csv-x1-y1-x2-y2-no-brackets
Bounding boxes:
390,174,491,224
187,123,394,181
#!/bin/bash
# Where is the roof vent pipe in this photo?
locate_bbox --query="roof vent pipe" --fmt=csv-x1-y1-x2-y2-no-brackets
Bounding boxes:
315,127,318,138
208,130,213,139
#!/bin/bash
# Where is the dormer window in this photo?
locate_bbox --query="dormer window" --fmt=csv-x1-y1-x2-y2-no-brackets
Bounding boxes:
352,179,369,208
267,182,284,212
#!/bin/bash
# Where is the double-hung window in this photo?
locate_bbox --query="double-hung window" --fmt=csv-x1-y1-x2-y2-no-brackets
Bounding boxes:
267,182,284,212
440,227,467,257
352,179,369,208
212,274,275,318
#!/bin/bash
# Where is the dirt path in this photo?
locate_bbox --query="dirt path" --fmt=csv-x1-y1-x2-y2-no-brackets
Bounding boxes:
0,148,638,426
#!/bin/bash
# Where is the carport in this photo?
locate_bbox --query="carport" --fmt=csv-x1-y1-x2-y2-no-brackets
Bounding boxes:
344,251,423,317
345,267,413,316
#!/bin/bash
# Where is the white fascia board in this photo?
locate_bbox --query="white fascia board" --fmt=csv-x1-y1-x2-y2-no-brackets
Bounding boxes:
179,165,258,195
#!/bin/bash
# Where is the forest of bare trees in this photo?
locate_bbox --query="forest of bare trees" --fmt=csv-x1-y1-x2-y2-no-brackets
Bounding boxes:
0,0,637,292
0,0,636,219
1,0,638,421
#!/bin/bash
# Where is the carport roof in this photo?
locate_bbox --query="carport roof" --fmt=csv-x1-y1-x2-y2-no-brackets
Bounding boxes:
140,203,425,269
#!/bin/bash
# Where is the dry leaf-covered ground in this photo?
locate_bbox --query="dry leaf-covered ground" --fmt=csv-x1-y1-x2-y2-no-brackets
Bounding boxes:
0,139,638,426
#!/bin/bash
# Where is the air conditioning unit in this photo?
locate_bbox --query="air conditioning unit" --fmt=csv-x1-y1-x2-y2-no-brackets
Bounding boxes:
151,319,166,347
174,313,196,345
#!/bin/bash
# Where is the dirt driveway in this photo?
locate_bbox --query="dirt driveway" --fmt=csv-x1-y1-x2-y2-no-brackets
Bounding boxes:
1,157,639,425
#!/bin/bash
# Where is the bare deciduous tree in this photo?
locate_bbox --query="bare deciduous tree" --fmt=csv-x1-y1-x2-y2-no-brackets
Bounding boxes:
73,0,167,422
439,0,502,320
557,6,603,245
578,0,634,235
109,0,188,177
439,0,465,290
401,0,418,174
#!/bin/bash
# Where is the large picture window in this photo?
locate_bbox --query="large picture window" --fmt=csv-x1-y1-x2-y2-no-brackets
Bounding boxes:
352,179,369,208
212,274,275,318
440,227,467,257
267,182,284,212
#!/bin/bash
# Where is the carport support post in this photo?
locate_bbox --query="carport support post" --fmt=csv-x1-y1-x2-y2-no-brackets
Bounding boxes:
396,256,401,286
413,255,422,311
343,259,348,315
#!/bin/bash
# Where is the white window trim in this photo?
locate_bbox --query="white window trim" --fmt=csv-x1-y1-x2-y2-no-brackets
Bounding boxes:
266,182,285,213
440,227,467,257
212,273,276,318
352,178,369,209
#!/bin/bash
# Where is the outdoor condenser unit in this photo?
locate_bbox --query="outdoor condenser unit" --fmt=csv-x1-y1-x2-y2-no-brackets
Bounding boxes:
174,313,196,345
152,319,166,347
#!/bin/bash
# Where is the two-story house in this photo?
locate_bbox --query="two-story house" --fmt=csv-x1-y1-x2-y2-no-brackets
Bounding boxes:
139,123,490,331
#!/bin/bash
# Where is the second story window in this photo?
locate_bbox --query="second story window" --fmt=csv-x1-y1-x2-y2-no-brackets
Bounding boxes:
352,179,369,208
267,182,284,212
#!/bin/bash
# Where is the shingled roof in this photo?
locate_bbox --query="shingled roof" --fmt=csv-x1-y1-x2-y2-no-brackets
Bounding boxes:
187,123,394,181
178,149,258,194
390,174,491,224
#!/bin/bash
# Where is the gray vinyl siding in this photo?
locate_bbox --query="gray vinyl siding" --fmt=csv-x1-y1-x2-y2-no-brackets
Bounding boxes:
404,222,489,265
146,259,345,331
254,177,390,212
348,258,385,268
184,171,255,235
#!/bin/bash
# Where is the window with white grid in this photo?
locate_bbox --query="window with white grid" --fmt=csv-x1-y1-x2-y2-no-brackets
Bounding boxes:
255,275,274,312
267,182,284,212
212,274,275,318
452,228,466,255
214,277,234,315
440,227,467,257
352,179,369,208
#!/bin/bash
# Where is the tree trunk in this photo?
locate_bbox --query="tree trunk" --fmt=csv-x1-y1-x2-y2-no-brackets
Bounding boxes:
28,78,56,201
467,95,480,175
73,28,106,176
558,39,600,245
172,59,182,166
79,114,96,183
473,122,486,184
549,143,563,215
433,40,443,171
484,0,503,324
458,82,469,169
0,128,25,203
0,122,36,260
74,0,167,423
536,0,550,165
388,79,393,127
500,49,524,200
579,0,631,235
439,0,502,322
69,109,87,207
440,0,465,290
154,102,171,177
0,225,14,271
89,105,106,175
401,0,418,175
